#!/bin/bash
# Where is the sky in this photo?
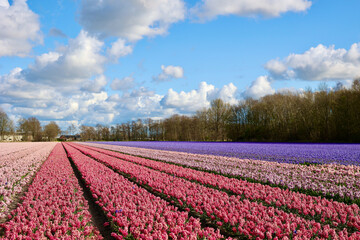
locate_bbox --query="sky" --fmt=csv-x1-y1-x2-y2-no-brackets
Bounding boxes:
0,0,360,131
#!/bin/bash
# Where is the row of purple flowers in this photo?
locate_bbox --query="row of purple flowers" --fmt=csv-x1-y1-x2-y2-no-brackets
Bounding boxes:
95,141,360,165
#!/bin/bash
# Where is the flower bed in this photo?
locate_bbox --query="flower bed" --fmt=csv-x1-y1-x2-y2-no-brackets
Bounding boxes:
64,143,223,239
72,143,360,239
76,143,360,234
0,142,56,220
1,143,101,239
91,141,360,165
82,142,360,201
0,142,43,157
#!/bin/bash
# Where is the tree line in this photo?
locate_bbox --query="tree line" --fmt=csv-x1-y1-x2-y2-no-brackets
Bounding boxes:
80,79,360,143
1,79,359,142
0,112,61,141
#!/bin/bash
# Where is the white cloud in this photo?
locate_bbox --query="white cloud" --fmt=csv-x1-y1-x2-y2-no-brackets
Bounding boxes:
1,66,243,127
108,38,133,60
217,82,238,105
0,68,58,104
79,0,186,42
191,0,312,21
161,81,238,112
82,75,107,93
108,87,164,121
243,75,275,99
0,0,42,57
1,70,115,124
265,43,360,81
153,65,184,82
24,30,106,87
264,59,294,79
110,76,135,91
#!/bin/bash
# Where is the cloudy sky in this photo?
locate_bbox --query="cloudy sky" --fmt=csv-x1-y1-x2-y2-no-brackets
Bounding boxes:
0,0,359,130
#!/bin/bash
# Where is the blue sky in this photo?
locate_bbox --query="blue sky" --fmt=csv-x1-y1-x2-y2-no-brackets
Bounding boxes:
0,0,359,130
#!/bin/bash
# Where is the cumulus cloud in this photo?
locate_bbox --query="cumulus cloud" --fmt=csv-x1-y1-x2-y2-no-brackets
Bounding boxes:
1,65,243,126
0,69,115,123
107,38,133,60
23,30,106,87
216,83,238,105
243,75,275,99
0,68,58,105
0,27,114,126
110,76,135,91
161,81,238,112
153,65,184,82
265,43,360,81
107,87,164,121
82,75,107,93
0,0,42,57
190,0,312,21
79,0,186,42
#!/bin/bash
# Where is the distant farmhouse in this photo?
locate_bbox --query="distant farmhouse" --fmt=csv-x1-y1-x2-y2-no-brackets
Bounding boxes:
0,132,31,142
59,134,81,141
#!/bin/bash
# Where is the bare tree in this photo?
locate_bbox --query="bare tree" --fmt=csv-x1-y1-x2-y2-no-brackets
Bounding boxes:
80,125,96,141
207,99,231,141
67,123,77,135
0,108,12,141
44,121,61,141
18,117,42,141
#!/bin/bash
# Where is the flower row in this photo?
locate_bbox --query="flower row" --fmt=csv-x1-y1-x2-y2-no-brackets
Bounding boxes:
63,143,223,239
0,142,43,157
71,143,360,239
77,143,360,233
82,142,360,200
1,143,101,239
93,141,360,166
0,142,56,220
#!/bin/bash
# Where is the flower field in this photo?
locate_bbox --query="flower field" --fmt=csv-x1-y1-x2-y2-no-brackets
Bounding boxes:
83,142,360,202
92,142,360,166
1,143,101,239
0,142,56,221
1,141,360,239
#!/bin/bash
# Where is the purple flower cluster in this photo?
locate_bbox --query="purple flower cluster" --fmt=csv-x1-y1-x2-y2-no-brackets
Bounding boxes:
95,141,360,165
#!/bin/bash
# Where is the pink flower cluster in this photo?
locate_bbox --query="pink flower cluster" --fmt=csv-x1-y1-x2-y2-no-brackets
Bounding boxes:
64,143,223,239
82,142,360,200
71,143,360,239
0,142,56,220
78,143,360,233
0,142,42,157
1,143,101,239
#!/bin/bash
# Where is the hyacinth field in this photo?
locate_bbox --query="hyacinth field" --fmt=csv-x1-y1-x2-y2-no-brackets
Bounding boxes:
1,142,360,239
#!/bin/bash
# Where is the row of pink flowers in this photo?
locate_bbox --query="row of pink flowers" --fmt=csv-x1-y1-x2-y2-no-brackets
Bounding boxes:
1,143,101,239
77,143,360,233
0,142,56,220
64,143,223,240
71,143,360,239
82,143,360,200
0,142,45,157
